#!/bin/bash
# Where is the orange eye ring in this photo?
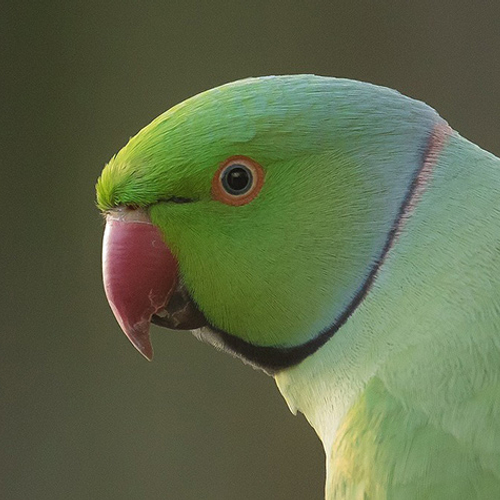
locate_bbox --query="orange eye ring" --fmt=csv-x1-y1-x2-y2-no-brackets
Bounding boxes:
211,155,265,206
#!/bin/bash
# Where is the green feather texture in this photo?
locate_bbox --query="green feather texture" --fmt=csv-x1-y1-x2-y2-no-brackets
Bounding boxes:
97,76,500,498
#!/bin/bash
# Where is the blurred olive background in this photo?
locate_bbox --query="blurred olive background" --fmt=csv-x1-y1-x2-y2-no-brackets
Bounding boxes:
2,1,499,499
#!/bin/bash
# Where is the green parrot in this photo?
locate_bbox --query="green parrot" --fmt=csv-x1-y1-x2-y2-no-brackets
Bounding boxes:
96,75,500,499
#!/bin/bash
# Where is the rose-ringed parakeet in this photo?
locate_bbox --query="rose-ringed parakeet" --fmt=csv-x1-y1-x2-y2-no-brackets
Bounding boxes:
96,75,500,499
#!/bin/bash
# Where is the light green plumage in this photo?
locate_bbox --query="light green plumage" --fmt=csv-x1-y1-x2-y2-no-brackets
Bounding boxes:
277,133,500,498
97,75,500,498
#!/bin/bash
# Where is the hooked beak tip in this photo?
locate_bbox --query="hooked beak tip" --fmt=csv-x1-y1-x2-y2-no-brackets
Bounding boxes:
119,319,155,361
124,330,154,361
136,344,154,362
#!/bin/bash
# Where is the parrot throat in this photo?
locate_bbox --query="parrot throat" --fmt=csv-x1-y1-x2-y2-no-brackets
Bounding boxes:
157,123,452,375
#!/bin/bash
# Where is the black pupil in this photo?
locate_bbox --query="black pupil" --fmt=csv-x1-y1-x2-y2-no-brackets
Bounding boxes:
222,165,252,195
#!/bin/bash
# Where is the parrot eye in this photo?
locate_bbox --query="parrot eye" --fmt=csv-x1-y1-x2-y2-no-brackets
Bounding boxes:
212,156,265,206
221,165,252,195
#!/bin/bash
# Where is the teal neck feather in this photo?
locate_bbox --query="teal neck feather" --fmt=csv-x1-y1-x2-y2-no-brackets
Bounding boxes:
276,133,500,498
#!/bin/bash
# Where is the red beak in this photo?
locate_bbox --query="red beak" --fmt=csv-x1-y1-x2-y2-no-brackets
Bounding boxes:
102,208,178,360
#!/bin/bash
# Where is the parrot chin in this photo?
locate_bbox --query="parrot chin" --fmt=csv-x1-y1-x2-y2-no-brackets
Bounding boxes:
102,207,182,360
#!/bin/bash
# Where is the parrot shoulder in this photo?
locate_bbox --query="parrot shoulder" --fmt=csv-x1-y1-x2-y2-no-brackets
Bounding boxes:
327,375,500,499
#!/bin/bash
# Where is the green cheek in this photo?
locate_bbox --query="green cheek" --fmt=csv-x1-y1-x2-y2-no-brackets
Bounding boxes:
150,154,389,348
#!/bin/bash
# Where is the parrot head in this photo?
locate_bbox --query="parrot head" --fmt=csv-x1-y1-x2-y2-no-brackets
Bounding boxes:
97,75,440,373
